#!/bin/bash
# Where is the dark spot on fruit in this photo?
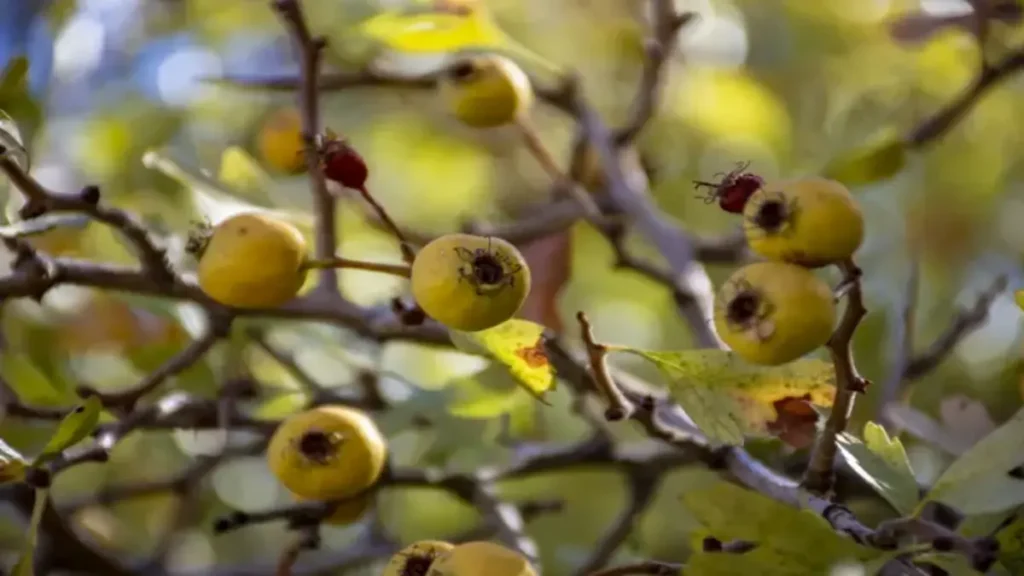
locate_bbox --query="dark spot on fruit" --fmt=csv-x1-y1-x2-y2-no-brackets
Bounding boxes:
472,253,504,285
448,61,477,81
401,554,435,576
238,227,247,236
298,430,338,464
726,290,760,324
754,199,788,231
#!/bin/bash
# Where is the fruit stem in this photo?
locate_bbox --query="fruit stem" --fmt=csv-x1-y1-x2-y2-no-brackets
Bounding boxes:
353,186,417,264
303,257,412,278
576,311,635,421
514,116,604,221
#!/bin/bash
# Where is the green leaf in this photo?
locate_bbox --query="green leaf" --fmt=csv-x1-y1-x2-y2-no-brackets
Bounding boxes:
0,57,29,96
0,354,65,405
913,552,982,575
445,363,522,419
995,514,1024,575
0,213,91,237
618,348,836,446
822,132,907,187
12,488,48,576
681,480,881,572
836,422,919,514
141,148,313,230
448,319,555,404
0,438,27,485
921,404,1024,515
33,395,102,464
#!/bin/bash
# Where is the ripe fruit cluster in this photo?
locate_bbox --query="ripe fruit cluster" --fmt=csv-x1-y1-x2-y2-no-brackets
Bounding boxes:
700,167,865,366
384,539,536,576
266,405,387,526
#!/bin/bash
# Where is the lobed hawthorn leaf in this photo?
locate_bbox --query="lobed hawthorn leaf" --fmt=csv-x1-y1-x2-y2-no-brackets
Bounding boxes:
837,422,919,515
921,404,1024,515
616,348,835,447
448,319,555,404
682,481,882,575
33,395,103,465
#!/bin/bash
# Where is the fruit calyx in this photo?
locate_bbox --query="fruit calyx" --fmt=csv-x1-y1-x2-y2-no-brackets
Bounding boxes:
297,429,344,465
447,60,478,82
749,191,795,234
454,244,519,292
185,219,213,259
724,284,775,341
399,553,435,576
694,161,763,214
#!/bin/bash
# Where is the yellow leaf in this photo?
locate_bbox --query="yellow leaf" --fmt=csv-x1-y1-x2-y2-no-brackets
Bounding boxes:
618,348,836,446
359,9,505,55
218,146,272,193
822,131,907,187
682,481,880,571
448,319,555,403
1015,289,1024,312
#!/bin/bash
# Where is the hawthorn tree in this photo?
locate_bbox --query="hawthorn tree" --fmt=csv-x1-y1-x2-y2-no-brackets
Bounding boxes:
0,1,1023,575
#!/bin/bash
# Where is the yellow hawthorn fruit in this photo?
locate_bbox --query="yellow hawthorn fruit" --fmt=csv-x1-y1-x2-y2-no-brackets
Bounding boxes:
427,541,536,576
713,261,836,366
742,176,864,268
410,233,531,332
256,107,307,174
383,540,455,576
192,212,309,309
437,55,534,129
292,492,374,527
267,405,387,500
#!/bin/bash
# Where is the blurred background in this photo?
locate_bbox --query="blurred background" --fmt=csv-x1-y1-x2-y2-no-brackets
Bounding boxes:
1,0,1023,574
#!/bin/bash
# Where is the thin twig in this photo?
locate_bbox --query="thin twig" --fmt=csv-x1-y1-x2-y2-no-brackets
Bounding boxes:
802,260,868,495
303,256,411,278
272,0,339,298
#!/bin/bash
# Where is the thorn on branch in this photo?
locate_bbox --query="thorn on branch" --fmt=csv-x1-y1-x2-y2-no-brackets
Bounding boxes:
576,311,635,421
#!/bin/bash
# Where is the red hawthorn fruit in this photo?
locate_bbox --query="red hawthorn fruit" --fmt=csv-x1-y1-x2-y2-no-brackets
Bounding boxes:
318,134,369,192
694,161,763,214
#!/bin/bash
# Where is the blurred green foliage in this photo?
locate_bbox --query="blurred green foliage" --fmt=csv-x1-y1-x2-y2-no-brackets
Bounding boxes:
0,0,1023,574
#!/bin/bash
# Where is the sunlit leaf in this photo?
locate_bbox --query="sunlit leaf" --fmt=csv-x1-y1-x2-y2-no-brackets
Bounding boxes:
1015,289,1024,312
0,213,91,238
217,146,273,193
837,422,919,515
822,132,907,187
448,319,555,403
358,4,559,75
0,354,65,405
33,395,103,464
0,438,27,485
922,404,1024,515
445,363,521,418
0,109,29,172
682,481,881,573
12,488,48,576
618,348,836,447
253,390,307,420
